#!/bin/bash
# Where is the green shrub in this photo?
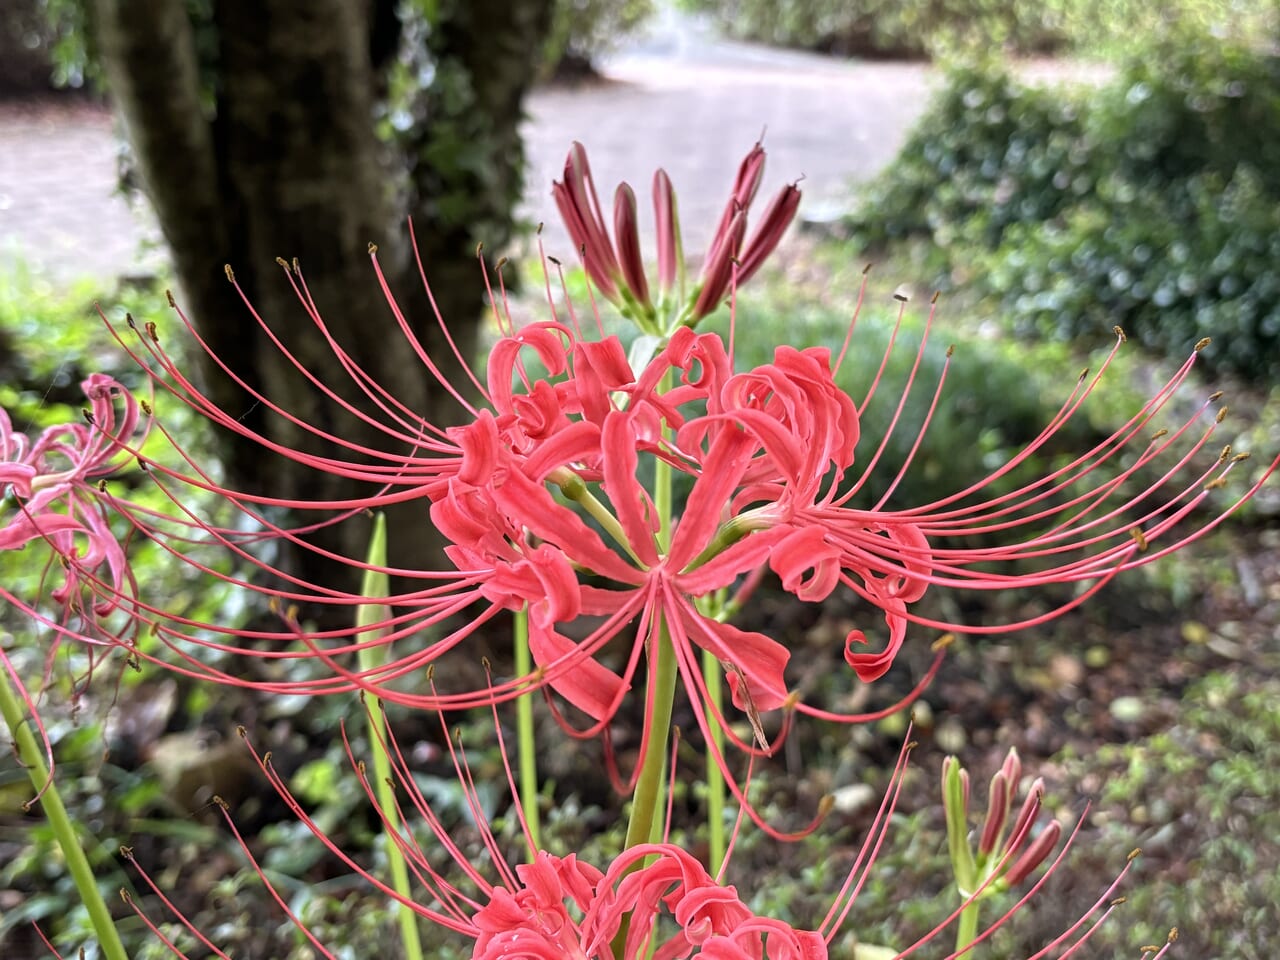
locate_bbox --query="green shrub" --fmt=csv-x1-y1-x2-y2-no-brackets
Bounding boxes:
683,0,1063,58
984,168,1280,375
848,39,1280,381
683,0,1274,60
847,62,1089,251
541,0,654,80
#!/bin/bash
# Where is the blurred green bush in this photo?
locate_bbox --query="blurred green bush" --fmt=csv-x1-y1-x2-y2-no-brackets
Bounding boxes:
540,0,654,80
682,0,1062,59
846,39,1280,381
683,0,1274,60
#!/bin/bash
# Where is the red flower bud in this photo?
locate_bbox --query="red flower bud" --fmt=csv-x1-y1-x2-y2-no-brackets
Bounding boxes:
552,141,621,301
1003,776,1045,857
652,168,680,297
1004,820,1062,886
613,183,650,310
738,182,802,284
691,208,746,321
710,140,765,243
979,771,1010,857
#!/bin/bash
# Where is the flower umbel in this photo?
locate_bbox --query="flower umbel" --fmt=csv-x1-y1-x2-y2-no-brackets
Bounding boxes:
117,707,1144,960
61,146,1274,805
1,374,147,643
8,139,1263,959
553,140,801,330
1,375,151,786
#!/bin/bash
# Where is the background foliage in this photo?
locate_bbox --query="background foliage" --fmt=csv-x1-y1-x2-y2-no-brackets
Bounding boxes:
845,38,1280,380
683,0,1278,59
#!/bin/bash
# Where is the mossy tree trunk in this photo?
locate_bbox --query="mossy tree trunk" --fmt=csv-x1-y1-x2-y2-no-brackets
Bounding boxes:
88,0,553,601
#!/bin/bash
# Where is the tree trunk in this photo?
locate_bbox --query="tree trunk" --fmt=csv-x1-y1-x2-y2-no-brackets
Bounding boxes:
88,0,553,606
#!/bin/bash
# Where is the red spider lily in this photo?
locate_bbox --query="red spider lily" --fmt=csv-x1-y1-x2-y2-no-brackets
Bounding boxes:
29,147,1271,796
114,705,1145,960
1,374,145,633
305,295,1270,818
2,375,150,791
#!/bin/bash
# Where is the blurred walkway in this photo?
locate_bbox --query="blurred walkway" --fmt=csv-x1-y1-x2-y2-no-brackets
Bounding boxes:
0,11,939,283
0,13,1097,282
521,12,935,259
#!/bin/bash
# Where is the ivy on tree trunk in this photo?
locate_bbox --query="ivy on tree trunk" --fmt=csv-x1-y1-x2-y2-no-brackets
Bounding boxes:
88,0,554,605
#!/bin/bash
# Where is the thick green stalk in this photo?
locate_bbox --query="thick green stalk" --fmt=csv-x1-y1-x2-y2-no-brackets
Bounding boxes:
0,666,129,960
614,372,678,955
700,645,726,873
955,901,981,955
622,369,677,851
620,615,679,854
356,514,424,960
513,605,541,855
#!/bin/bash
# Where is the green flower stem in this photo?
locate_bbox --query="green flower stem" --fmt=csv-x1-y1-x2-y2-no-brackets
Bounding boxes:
955,900,981,956
621,614,679,855
356,514,424,960
700,645,727,874
615,371,678,955
681,516,753,575
621,397,677,853
0,665,128,960
513,605,541,855
555,472,644,565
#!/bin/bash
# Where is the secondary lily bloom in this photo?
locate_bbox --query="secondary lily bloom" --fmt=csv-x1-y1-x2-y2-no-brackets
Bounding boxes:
1,374,145,638
1,375,150,792
115,708,1143,960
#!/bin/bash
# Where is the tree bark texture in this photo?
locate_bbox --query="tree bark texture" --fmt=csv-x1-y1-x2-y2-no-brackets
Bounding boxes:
88,0,554,604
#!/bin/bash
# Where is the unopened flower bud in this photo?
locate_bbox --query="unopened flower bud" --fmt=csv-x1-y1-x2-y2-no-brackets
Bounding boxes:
553,142,621,302
711,141,765,244
978,748,1021,858
1000,747,1021,790
978,770,1010,857
1002,776,1045,857
737,182,802,283
690,209,746,321
1003,820,1062,886
613,183,651,310
942,756,976,891
652,168,681,298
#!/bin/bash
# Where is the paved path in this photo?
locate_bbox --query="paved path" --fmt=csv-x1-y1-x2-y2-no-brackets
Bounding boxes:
522,21,936,261
0,14,1100,282
0,99,166,280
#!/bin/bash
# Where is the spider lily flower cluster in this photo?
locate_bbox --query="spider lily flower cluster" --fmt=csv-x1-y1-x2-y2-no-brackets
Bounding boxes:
553,139,800,330
83,158,1269,727
1,374,149,783
4,139,1272,958
943,750,1062,897
1,374,144,638
111,703,1160,960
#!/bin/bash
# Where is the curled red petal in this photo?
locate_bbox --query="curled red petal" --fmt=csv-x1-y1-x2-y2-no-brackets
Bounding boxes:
770,526,843,602
843,597,908,682
680,610,790,713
